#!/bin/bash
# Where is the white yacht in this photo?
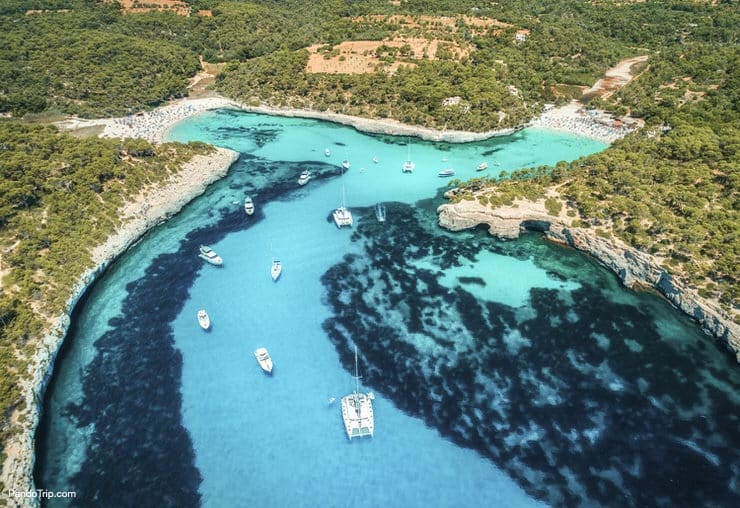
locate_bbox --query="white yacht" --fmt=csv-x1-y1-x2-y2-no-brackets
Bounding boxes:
375,202,386,223
197,309,210,330
342,159,350,170
244,195,255,215
198,245,223,266
298,170,311,186
271,259,282,281
333,185,353,228
254,347,273,374
341,346,374,440
438,168,456,177
372,155,379,164
325,148,331,157
477,161,488,171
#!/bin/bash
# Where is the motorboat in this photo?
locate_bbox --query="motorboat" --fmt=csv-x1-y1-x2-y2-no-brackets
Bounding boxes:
198,245,223,266
254,347,273,374
438,168,456,177
375,202,386,223
342,159,350,170
271,259,282,281
197,309,210,330
477,161,488,171
372,155,379,164
341,346,374,439
298,170,311,186
325,148,331,157
244,195,255,215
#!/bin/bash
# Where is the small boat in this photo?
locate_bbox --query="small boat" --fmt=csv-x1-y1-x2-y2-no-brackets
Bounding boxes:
298,170,311,186
402,144,414,173
438,168,456,177
325,148,331,157
441,156,449,162
197,309,210,330
372,156,379,164
244,195,255,215
198,245,223,266
254,347,273,374
477,161,488,171
333,206,353,228
341,346,374,440
375,202,386,223
271,259,282,281
342,159,350,170
333,185,353,227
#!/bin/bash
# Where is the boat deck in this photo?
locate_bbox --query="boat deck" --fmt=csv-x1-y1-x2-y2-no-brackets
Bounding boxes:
341,392,374,439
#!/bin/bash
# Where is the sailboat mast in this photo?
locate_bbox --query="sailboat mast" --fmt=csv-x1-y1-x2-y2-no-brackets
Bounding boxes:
354,346,360,396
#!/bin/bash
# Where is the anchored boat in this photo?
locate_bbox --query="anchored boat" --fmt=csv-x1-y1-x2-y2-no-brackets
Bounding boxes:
341,346,375,440
198,245,223,266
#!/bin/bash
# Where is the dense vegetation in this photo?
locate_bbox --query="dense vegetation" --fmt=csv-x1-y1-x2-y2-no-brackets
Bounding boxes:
452,38,738,312
0,0,737,491
0,123,212,463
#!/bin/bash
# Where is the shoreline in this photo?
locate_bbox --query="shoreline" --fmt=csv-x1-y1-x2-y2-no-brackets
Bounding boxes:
1,147,240,507
55,95,636,145
8,94,636,503
436,198,740,362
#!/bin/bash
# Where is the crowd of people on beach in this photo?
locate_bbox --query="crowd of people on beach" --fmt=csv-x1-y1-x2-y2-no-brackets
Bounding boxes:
97,96,634,145
102,98,234,142
532,104,637,143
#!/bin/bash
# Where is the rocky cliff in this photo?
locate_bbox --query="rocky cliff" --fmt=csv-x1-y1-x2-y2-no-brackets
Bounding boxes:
437,198,740,362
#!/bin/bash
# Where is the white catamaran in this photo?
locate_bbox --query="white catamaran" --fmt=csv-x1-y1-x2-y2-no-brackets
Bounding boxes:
332,185,353,228
341,346,375,440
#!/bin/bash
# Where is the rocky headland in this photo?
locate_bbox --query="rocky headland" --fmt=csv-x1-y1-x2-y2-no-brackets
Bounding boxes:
437,196,740,362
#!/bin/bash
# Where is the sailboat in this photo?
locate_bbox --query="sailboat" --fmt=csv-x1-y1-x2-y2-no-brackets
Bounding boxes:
341,346,375,440
402,142,415,173
332,185,353,227
375,202,386,223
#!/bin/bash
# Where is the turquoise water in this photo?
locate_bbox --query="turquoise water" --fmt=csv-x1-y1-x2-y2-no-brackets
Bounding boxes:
35,110,739,507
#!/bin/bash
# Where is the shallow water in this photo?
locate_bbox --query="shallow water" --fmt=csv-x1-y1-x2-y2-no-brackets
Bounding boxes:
35,110,739,507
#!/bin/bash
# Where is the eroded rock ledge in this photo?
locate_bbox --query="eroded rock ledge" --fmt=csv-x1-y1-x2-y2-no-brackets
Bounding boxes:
437,198,740,362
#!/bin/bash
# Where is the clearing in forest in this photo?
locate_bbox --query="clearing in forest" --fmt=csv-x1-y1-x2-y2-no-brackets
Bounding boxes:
306,15,511,75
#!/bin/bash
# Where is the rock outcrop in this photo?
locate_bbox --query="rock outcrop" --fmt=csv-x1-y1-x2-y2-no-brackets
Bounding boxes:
438,199,740,362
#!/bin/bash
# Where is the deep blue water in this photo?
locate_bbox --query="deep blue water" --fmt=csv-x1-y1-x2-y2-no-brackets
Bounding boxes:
35,110,740,507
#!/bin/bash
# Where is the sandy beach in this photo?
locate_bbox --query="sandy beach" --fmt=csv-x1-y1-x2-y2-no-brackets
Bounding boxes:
56,95,638,145
530,100,641,143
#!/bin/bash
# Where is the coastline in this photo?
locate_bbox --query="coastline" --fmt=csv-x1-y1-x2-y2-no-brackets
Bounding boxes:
436,198,740,362
55,95,635,145
1,147,239,507
7,93,636,503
